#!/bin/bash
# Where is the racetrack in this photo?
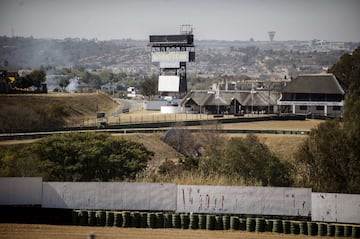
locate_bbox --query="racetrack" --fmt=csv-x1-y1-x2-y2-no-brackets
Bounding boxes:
0,224,328,239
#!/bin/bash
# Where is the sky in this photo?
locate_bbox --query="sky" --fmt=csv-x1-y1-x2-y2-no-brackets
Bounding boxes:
0,0,359,42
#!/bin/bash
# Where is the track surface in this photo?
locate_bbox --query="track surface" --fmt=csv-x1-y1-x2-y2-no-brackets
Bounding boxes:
0,224,330,239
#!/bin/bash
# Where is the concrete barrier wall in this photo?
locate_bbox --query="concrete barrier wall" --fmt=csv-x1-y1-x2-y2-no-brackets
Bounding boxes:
312,193,360,224
0,177,42,205
177,185,311,216
42,182,177,211
1,178,360,224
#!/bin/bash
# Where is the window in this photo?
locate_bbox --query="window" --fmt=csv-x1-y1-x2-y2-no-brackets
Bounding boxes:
299,105,307,111
316,106,324,111
333,106,341,111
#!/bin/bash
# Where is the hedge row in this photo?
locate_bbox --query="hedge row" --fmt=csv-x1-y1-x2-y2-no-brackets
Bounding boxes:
72,210,360,237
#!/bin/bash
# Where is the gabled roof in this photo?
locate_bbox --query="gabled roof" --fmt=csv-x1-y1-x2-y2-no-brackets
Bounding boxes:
181,90,279,107
281,74,345,94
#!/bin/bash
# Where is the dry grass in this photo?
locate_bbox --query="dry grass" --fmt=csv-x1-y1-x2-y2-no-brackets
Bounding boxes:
137,170,251,186
0,224,326,239
0,92,116,126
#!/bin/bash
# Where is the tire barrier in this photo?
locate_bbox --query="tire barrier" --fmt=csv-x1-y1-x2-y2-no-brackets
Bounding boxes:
189,214,199,229
265,219,273,232
79,210,88,226
206,215,215,230
222,215,230,230
318,223,327,236
215,216,223,230
299,221,308,235
327,224,335,237
106,211,114,227
307,221,317,236
164,213,172,228
87,211,95,226
114,212,123,227
96,211,106,226
246,218,255,232
290,221,300,235
156,213,164,228
272,219,282,233
198,214,206,229
344,225,352,237
230,216,239,230
172,213,181,229
255,218,266,232
71,210,360,237
180,214,190,229
147,213,156,228
353,226,360,238
282,220,291,234
122,211,131,228
130,212,140,228
335,224,344,237
238,218,246,231
140,212,147,228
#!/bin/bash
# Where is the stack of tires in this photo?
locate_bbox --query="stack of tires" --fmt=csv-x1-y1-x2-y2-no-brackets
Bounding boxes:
70,209,360,238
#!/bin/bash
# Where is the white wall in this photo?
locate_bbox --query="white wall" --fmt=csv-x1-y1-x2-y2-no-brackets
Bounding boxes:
42,182,177,211
160,106,182,114
1,178,360,224
177,185,312,216
312,193,360,224
0,177,42,205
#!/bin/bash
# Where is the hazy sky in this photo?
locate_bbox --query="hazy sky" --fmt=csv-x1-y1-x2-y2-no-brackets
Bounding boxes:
1,0,359,41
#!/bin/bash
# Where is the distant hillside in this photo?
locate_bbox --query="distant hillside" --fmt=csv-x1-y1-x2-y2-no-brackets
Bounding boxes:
1,36,357,77
0,36,152,72
0,92,116,132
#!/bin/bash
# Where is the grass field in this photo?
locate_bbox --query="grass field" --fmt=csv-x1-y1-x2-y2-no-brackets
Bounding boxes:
0,224,329,239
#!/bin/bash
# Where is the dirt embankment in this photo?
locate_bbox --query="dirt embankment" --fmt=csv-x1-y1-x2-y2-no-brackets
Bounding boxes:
0,92,116,128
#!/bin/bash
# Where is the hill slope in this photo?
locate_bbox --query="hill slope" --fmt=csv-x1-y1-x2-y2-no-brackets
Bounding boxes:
0,92,116,131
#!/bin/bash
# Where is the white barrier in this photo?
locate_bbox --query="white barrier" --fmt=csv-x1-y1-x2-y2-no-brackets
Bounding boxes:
1,178,360,224
312,193,360,224
0,177,42,205
42,182,176,211
177,185,311,216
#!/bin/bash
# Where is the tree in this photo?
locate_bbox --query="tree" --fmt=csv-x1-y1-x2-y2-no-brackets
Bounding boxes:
13,75,33,89
294,120,352,192
28,69,46,88
0,145,39,177
140,76,157,98
294,46,360,193
31,132,154,181
59,77,70,91
223,135,292,186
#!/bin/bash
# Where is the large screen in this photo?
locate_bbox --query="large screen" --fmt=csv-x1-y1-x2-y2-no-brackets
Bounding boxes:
158,75,180,92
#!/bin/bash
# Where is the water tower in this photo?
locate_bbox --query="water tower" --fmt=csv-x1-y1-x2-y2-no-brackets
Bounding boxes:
268,31,276,42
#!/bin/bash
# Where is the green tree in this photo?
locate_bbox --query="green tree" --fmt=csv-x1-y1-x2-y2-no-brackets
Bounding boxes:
31,132,154,181
0,145,39,177
28,69,46,88
223,135,292,186
13,75,33,89
295,46,360,193
294,120,352,192
59,77,70,91
140,77,158,98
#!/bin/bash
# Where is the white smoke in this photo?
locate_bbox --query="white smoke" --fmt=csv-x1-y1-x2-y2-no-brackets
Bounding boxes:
66,77,79,93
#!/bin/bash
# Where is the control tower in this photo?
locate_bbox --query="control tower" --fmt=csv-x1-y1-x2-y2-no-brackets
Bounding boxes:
149,25,195,97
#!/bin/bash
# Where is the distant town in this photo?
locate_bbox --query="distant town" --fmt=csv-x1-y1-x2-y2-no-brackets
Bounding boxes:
1,36,358,88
